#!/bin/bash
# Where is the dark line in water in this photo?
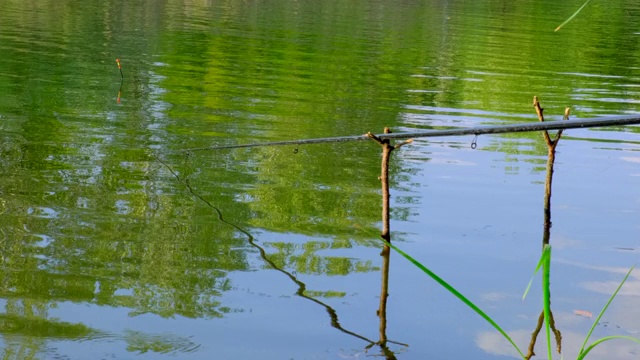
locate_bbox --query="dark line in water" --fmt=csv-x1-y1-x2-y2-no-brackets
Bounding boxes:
151,153,377,345
561,135,640,146
183,115,640,152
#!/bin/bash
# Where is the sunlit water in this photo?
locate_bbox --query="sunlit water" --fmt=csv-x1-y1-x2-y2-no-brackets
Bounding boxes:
0,0,639,359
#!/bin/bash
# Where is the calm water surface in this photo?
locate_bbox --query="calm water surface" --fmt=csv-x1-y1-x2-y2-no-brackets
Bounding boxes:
0,0,639,359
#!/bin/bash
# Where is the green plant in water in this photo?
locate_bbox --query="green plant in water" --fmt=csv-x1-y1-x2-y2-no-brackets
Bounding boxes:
522,245,553,359
574,262,639,360
382,240,640,359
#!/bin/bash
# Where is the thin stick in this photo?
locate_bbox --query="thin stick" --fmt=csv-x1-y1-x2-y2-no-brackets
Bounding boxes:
535,97,563,357
369,128,394,348
369,128,412,352
116,58,124,79
533,96,553,147
184,114,640,152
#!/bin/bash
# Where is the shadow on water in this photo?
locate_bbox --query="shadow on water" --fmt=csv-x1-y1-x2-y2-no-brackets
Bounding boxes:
152,153,407,359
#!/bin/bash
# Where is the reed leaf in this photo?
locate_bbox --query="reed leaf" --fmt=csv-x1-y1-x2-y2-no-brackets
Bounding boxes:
555,0,592,32
577,336,640,360
523,245,551,301
384,238,639,359
578,264,636,356
381,239,526,359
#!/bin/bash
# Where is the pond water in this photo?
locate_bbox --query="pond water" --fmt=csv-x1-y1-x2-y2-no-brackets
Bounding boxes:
0,0,639,359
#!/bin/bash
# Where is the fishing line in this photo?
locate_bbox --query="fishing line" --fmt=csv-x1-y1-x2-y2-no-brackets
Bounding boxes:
181,115,640,153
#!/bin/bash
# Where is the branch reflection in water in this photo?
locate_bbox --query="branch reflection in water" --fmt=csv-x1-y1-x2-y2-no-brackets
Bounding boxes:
366,127,413,359
153,153,407,358
524,98,569,359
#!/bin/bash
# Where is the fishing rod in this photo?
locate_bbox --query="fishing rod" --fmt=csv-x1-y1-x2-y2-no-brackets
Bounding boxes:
183,114,640,152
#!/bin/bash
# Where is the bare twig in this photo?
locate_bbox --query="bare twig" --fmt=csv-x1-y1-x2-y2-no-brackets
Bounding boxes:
534,96,554,147
367,132,385,145
394,139,413,149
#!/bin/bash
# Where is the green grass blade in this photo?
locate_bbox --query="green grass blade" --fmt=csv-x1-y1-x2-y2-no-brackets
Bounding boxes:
381,239,526,359
542,245,552,360
578,264,636,356
555,0,592,32
523,246,551,301
577,335,640,360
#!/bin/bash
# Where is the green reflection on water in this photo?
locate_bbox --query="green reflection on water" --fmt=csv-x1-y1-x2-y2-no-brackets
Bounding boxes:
0,0,639,358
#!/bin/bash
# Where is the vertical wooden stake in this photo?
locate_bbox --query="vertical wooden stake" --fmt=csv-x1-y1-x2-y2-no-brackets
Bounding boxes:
380,127,393,243
533,97,568,246
543,147,556,246
367,128,412,346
